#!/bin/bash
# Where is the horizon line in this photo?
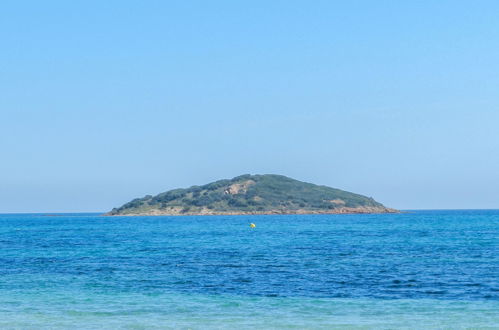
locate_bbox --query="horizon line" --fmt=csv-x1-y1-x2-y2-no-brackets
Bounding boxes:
1,208,499,215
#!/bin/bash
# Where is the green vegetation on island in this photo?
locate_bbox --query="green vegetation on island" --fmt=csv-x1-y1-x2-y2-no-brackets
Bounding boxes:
107,174,397,216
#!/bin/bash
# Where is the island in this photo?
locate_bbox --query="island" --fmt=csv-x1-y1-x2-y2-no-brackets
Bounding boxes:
106,174,397,216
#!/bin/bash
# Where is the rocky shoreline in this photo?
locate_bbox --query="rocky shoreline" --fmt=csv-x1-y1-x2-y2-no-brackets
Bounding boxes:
105,206,399,216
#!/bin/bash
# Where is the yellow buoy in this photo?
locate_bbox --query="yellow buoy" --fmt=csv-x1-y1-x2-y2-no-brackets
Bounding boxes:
250,223,256,228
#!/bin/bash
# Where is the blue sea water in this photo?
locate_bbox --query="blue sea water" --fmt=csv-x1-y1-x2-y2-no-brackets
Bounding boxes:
0,210,497,329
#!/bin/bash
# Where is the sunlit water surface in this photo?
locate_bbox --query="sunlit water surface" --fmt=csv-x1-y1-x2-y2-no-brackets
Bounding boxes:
0,210,497,329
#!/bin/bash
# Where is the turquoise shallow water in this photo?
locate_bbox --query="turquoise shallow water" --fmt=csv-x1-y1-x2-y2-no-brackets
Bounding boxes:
0,210,498,329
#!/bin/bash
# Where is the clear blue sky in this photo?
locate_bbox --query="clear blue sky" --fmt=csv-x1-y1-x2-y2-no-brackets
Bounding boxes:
1,0,498,212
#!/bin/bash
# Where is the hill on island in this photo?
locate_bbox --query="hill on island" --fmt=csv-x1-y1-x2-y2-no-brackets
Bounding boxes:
107,174,397,216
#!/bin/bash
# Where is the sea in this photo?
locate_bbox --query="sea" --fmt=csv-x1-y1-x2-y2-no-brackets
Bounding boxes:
0,210,497,329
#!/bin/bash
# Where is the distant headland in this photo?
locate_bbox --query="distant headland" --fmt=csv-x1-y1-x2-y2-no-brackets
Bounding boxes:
106,174,397,216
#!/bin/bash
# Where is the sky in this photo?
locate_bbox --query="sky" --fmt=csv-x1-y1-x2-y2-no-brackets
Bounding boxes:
1,0,499,212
